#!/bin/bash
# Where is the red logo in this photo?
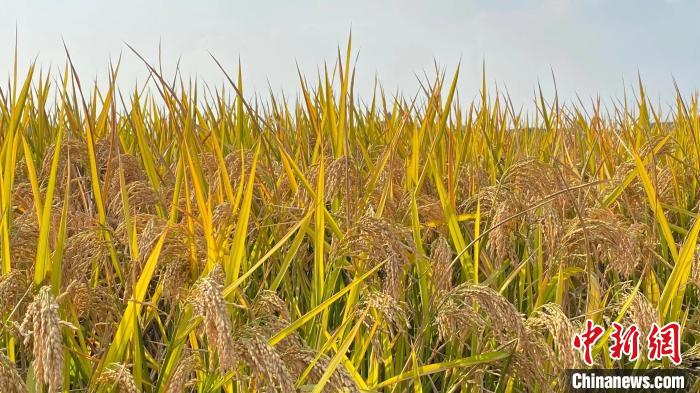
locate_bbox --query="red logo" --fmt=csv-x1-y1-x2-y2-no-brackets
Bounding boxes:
572,319,605,366
609,322,640,361
573,320,682,365
647,322,681,365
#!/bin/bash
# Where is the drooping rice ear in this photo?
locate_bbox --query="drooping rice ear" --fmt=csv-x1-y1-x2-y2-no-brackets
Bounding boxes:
164,350,200,393
0,269,30,317
511,330,557,393
441,283,527,345
0,353,27,393
211,202,234,231
360,291,410,337
558,207,646,277
434,290,483,342
160,255,192,303
486,196,520,267
297,156,362,208
187,265,235,373
429,235,454,293
11,182,34,213
62,229,109,286
107,180,160,222
9,211,40,272
526,303,581,370
332,215,415,300
681,344,700,370
96,363,138,393
62,280,120,325
251,289,290,321
690,244,700,288
624,290,658,337
281,347,359,393
38,139,88,187
230,325,296,393
18,286,64,392
104,153,147,186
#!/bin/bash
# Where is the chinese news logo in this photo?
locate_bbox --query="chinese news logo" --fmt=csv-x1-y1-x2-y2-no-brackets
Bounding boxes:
572,320,681,366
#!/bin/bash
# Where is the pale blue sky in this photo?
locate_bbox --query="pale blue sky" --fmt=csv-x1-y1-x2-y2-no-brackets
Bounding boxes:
2,0,699,108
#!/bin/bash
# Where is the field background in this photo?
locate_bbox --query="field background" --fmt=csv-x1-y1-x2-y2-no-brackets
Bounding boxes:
0,39,699,392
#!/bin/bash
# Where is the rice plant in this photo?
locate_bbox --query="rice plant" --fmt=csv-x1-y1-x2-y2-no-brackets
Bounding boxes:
0,38,699,392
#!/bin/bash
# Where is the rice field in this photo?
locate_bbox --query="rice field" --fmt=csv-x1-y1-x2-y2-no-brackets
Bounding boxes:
1,40,699,392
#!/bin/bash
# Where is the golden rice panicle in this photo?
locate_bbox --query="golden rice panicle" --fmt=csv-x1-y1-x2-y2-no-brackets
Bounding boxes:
605,282,659,339
486,197,519,265
102,151,149,205
512,330,556,393
691,244,700,288
106,180,160,221
382,254,407,300
333,215,415,300
97,363,137,393
326,156,361,203
128,215,168,291
249,295,306,354
38,139,87,188
188,265,235,373
62,280,119,325
231,326,295,393
361,291,410,336
298,156,361,206
482,159,585,268
624,290,658,336
250,292,359,391
0,352,28,393
132,216,193,296
560,208,645,276
452,284,526,341
9,211,40,272
62,229,109,286
429,236,453,293
212,202,235,232
251,289,290,321
136,216,169,263
18,286,64,393
102,152,146,185
359,291,410,361
12,182,34,213
681,344,700,370
501,160,578,208
161,258,192,302
165,352,200,393
281,347,359,393
526,303,581,370
0,270,29,316
440,284,552,388
434,290,484,342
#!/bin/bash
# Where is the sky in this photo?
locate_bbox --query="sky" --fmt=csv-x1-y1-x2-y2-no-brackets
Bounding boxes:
1,0,699,110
